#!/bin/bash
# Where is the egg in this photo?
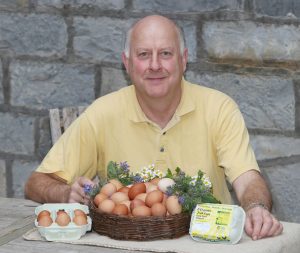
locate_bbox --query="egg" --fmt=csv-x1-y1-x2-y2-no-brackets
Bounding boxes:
112,204,129,216
55,212,71,226
157,178,175,193
37,210,51,221
110,192,129,204
73,215,88,225
73,209,87,218
146,183,158,193
38,215,53,227
118,186,129,194
128,182,146,200
150,178,161,185
100,183,117,197
120,200,131,213
151,202,167,217
145,190,163,207
132,205,151,217
166,195,182,215
134,193,147,202
94,192,108,207
130,198,145,211
98,199,115,214
109,179,123,190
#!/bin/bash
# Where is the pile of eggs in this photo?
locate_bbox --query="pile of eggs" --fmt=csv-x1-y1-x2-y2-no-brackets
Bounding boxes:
94,178,182,217
37,208,88,227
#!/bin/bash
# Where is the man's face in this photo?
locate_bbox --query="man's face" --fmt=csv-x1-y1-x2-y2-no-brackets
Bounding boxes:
122,18,188,101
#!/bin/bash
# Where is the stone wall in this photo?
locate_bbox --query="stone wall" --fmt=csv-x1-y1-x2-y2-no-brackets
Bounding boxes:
0,0,299,223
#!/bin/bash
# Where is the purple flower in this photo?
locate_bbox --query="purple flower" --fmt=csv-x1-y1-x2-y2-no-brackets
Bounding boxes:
83,184,93,194
133,175,143,183
178,196,185,205
120,161,130,173
165,188,173,197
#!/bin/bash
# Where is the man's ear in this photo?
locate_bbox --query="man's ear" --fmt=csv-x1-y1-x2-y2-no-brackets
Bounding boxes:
182,48,188,72
122,52,129,73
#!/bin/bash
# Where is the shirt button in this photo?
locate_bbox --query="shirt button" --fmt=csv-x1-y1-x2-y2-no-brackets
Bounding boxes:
160,147,165,152
163,132,166,135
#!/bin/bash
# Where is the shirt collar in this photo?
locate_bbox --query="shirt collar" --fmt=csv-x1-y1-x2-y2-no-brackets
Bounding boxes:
127,78,196,125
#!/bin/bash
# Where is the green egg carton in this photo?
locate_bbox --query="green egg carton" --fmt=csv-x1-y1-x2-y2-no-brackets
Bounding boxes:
35,203,92,241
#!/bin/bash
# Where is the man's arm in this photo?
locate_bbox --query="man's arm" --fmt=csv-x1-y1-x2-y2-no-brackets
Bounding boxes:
24,172,95,204
24,172,71,203
232,170,283,240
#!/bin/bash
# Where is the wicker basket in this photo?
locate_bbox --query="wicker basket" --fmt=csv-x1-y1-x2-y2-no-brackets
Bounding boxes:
89,201,191,241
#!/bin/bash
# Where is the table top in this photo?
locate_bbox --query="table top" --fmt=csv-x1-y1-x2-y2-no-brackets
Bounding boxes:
0,197,299,253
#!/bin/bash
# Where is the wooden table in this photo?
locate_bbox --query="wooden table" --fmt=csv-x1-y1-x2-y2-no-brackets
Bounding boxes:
0,197,299,253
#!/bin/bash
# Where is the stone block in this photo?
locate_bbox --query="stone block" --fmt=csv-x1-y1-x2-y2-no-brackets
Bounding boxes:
0,0,29,11
36,0,125,10
0,60,3,104
10,61,95,110
203,21,300,61
251,135,300,161
12,160,40,198
0,160,7,197
73,17,135,63
176,20,197,63
132,0,243,12
0,112,35,155
263,162,300,223
101,67,129,95
254,0,300,18
0,13,67,57
185,71,295,131
38,117,52,160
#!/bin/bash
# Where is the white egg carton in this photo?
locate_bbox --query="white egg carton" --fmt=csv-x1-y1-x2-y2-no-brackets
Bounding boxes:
35,203,92,241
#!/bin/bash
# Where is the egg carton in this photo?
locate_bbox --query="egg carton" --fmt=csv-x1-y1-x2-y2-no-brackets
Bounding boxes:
35,203,92,241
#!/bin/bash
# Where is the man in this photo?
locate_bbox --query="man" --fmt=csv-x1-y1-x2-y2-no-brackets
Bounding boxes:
25,15,283,240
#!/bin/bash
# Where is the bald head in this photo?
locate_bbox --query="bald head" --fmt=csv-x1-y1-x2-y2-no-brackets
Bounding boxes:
124,15,185,57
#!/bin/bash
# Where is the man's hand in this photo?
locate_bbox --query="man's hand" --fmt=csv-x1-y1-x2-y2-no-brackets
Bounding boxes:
245,205,283,240
232,170,283,240
68,177,95,205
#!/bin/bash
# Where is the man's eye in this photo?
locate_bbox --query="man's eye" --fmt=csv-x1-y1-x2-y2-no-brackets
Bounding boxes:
138,52,148,58
160,51,172,58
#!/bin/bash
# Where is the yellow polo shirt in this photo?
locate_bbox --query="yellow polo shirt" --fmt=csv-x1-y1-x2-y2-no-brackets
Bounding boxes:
37,79,259,204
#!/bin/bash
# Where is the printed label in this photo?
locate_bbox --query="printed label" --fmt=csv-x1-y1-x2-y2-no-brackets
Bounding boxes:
190,204,234,242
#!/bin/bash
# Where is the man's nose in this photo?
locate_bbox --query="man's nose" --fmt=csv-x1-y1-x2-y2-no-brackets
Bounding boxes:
149,54,161,71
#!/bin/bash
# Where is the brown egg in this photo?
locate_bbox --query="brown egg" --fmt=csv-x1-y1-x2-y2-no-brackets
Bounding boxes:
100,183,117,197
56,209,66,216
55,212,71,226
73,209,87,218
145,190,163,207
37,210,51,221
132,205,151,217
94,192,108,207
134,193,147,202
128,183,146,200
112,204,129,216
98,199,115,214
38,215,53,227
110,192,129,204
109,179,123,190
120,200,131,213
166,195,182,215
118,186,129,194
130,198,145,212
73,215,88,225
151,202,167,217
150,178,161,185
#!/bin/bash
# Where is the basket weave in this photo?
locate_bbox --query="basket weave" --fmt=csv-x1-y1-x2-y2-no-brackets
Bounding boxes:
89,201,191,241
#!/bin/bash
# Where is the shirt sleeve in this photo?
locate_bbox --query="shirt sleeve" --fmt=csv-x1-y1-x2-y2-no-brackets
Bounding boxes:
36,112,98,184
215,97,260,184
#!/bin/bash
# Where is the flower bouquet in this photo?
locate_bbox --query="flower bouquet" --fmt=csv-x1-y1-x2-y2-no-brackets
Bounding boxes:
86,161,220,241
